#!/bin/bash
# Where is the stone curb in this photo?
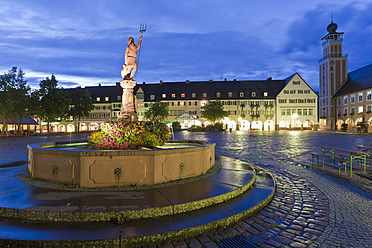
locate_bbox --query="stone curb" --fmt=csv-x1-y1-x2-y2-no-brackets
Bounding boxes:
0,173,275,248
0,167,256,223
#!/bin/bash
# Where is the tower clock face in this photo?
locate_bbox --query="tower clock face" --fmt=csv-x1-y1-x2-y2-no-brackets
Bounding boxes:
330,60,335,65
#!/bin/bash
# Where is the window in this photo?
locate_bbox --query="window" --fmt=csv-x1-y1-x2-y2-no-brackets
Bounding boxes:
292,81,300,85
337,109,342,116
298,99,305,103
137,93,144,99
189,110,197,115
304,90,310,94
292,109,296,114
240,91,244,97
307,99,316,103
216,92,221,98
337,97,341,106
286,109,291,115
344,96,348,105
192,92,196,98
150,94,155,100
344,108,347,115
367,91,371,101
144,103,149,107
228,92,233,97
289,99,297,103
367,105,372,112
96,97,100,101
105,96,109,101
263,92,268,97
181,93,185,98
298,90,303,94
350,94,355,104
281,109,285,115
284,90,289,94
358,93,363,102
171,93,176,98
309,109,313,115
279,99,287,103
290,90,295,94
358,106,363,113
117,95,122,101
162,93,166,98
297,109,302,115
203,92,207,98
251,92,256,97
228,110,236,115
303,109,308,115
350,107,355,114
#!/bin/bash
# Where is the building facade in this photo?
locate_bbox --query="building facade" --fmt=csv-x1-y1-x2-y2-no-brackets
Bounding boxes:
319,21,348,129
334,64,372,131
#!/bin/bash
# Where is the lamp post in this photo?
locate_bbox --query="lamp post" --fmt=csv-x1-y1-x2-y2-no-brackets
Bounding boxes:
292,113,298,130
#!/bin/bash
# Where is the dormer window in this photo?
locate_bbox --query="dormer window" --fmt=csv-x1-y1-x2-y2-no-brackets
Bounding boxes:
192,92,196,98
96,97,100,102
150,94,155,100
105,96,109,101
162,93,166,98
181,93,185,98
263,92,268,97
203,92,207,98
239,92,244,97
216,92,221,98
228,92,233,97
171,93,176,98
251,92,256,97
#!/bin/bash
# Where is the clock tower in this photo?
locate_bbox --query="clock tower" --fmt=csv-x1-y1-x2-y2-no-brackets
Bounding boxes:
319,21,348,129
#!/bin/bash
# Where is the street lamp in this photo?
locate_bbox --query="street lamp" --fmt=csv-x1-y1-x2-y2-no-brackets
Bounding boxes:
292,113,298,130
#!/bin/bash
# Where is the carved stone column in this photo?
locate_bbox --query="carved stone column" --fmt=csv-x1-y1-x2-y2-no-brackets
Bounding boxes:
117,79,138,124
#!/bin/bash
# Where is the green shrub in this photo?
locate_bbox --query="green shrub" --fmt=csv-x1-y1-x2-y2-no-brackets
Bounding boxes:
340,123,348,132
172,121,182,131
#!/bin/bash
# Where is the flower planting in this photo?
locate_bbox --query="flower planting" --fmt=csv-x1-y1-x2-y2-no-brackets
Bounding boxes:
88,121,171,150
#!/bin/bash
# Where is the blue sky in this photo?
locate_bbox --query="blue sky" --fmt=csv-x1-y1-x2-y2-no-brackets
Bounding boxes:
1,0,371,91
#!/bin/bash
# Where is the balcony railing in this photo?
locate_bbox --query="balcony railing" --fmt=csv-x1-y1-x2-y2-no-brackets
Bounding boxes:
318,53,348,63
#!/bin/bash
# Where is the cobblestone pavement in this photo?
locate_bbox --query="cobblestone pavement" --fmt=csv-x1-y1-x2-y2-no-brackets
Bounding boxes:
159,131,372,248
1,131,371,247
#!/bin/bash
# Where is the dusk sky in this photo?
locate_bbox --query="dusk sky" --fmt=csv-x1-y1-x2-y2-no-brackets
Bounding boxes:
1,0,371,91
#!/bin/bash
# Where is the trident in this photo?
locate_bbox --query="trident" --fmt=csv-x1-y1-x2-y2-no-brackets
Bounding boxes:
135,23,147,80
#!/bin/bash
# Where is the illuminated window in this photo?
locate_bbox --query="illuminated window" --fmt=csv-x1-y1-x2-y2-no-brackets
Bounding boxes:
105,96,109,101
162,93,166,98
263,92,268,97
172,93,176,98
358,106,363,113
181,93,185,98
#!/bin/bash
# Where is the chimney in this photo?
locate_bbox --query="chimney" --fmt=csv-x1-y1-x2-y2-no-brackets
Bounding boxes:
224,78,227,81
186,80,190,84
209,79,213,83
99,83,101,87
266,77,272,81
233,79,236,82
143,82,146,84
160,80,162,85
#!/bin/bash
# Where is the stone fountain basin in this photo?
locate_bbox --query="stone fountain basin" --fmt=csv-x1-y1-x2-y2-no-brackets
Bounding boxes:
27,140,215,187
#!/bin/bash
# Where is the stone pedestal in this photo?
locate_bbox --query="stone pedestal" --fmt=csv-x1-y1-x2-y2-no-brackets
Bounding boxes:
117,79,138,124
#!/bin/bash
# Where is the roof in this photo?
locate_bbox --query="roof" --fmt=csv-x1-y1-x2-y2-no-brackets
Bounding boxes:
83,83,122,103
0,116,38,125
134,79,287,102
334,64,372,97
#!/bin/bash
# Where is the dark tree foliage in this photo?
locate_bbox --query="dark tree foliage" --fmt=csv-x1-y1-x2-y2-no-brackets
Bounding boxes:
0,67,30,134
200,100,228,122
38,75,69,132
145,102,169,122
67,87,94,132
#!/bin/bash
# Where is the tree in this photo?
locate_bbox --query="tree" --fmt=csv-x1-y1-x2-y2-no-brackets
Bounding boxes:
38,75,69,132
67,87,94,132
200,100,228,123
0,67,30,134
144,102,169,122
